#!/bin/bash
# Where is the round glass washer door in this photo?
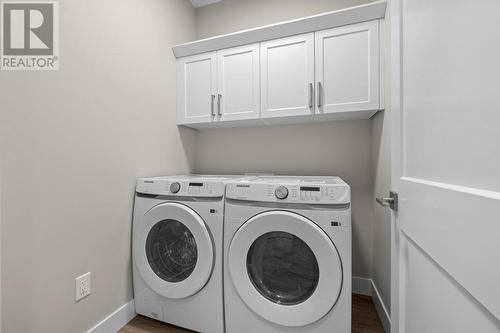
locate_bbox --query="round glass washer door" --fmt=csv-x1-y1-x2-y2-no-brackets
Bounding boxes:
228,211,342,327
246,231,320,306
134,202,214,299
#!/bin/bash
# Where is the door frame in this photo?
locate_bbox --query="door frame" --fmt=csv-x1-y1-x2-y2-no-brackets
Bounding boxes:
390,0,403,331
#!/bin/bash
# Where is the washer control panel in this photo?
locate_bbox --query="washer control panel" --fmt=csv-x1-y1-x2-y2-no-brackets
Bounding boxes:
136,178,225,197
169,182,181,193
298,186,330,201
186,181,212,194
274,186,289,200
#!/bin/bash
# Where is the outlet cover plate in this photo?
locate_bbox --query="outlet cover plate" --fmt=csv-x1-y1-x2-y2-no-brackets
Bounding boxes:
75,272,91,301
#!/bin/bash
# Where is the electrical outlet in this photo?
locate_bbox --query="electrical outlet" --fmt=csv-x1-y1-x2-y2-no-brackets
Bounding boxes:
75,272,91,301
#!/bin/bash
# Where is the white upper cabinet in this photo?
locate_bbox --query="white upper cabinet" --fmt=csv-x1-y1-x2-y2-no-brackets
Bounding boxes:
177,52,217,125
315,21,380,114
173,2,386,128
217,44,260,122
260,34,315,119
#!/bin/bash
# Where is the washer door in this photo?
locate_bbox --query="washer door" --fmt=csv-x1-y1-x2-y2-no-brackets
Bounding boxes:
228,211,342,327
134,202,214,299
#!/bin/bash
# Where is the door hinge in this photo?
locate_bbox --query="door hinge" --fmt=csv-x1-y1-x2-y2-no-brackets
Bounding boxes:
376,191,398,211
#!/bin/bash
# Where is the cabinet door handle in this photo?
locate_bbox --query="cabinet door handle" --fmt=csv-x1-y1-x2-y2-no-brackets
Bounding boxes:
217,94,222,116
211,94,216,116
309,83,313,109
317,82,322,108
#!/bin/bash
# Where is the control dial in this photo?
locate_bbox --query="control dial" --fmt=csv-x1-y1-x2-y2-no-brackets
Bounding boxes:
275,186,289,200
170,182,181,194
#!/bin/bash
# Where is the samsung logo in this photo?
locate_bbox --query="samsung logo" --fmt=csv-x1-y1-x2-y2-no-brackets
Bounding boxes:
144,180,154,184
236,184,250,188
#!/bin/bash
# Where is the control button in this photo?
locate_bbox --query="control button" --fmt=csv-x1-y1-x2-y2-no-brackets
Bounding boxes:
170,182,181,193
275,186,289,200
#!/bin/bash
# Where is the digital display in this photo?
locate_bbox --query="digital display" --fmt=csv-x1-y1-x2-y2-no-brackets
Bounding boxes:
300,186,320,191
189,182,203,187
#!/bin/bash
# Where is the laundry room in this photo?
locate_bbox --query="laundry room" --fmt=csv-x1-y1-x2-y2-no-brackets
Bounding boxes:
1,0,498,333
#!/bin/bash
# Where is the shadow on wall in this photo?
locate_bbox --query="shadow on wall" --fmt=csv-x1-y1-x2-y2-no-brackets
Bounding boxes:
192,120,371,186
190,119,374,278
179,126,199,174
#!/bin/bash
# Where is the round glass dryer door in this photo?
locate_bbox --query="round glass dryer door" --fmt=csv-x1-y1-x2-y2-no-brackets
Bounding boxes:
145,219,198,283
134,202,214,299
228,211,343,327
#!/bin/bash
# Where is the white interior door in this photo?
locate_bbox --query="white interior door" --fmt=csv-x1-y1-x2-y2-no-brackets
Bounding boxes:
315,21,379,114
260,33,315,119
217,44,260,122
391,0,500,332
177,52,217,124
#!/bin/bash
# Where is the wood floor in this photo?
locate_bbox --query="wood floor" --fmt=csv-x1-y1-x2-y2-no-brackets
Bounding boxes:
118,294,384,333
351,294,385,333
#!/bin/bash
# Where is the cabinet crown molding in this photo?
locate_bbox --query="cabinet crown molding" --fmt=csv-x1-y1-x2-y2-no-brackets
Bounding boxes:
172,1,386,58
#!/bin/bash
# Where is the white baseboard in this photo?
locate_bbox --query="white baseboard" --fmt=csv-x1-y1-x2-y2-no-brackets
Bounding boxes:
352,277,391,333
86,300,136,333
371,280,391,333
86,280,386,333
352,276,372,295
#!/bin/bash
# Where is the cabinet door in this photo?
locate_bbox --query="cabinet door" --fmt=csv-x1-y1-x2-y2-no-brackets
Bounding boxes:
261,34,315,119
177,52,217,125
315,21,379,114
217,44,260,122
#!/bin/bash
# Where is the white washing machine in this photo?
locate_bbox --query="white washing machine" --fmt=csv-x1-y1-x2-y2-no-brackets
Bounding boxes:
223,176,352,333
133,175,240,333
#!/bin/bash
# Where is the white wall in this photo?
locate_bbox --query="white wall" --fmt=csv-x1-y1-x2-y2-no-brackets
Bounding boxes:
193,0,391,309
0,0,197,332
195,0,376,39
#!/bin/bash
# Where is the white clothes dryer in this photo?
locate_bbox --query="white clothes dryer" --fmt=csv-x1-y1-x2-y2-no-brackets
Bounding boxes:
133,175,240,333
223,176,352,333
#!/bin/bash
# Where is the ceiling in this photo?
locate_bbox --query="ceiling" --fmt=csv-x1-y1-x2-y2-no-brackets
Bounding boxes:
190,0,222,8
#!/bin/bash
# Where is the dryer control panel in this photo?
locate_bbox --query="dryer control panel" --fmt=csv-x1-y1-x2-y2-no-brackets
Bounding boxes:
226,176,350,205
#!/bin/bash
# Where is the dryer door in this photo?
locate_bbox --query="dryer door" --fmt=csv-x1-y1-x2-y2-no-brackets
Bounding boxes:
228,210,343,327
134,202,214,299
